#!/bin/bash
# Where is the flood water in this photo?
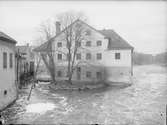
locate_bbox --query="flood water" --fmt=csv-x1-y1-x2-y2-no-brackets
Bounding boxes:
1,65,167,124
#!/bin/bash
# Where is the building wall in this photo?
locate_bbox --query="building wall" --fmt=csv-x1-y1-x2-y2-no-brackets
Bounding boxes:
52,21,108,64
103,49,132,83
103,49,132,67
0,40,17,110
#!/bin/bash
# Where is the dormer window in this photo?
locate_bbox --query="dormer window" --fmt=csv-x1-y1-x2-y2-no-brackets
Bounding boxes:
97,40,102,46
86,41,91,47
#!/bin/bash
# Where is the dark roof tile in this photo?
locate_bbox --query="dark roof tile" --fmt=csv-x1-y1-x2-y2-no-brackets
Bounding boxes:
99,29,134,50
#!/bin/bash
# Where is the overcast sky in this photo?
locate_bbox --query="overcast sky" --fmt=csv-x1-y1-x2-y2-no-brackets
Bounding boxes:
0,1,167,54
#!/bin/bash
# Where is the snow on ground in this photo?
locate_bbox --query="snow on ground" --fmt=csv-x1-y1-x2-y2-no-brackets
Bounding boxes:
1,65,167,124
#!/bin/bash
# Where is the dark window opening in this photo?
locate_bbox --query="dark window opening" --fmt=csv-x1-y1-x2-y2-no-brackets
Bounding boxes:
76,53,81,60
57,71,62,77
86,71,91,78
57,42,62,47
10,53,13,68
77,67,81,72
4,90,7,95
86,41,91,47
86,53,91,60
76,42,81,47
115,53,121,60
58,54,62,60
3,52,7,69
86,30,91,36
96,72,102,79
97,40,102,46
97,53,102,60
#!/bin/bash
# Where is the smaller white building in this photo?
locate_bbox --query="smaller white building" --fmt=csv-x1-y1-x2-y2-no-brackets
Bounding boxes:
0,32,17,111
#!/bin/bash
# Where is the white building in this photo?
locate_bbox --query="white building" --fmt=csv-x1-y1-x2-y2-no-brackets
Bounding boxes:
35,20,134,83
0,32,17,110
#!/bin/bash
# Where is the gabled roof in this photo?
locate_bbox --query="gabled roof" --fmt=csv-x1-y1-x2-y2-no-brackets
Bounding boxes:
34,20,134,52
0,31,17,44
99,29,134,50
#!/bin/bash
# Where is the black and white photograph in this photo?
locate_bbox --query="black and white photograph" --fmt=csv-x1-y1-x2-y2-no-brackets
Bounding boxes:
0,0,167,124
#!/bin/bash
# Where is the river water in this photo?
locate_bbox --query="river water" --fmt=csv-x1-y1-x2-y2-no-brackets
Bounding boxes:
1,65,167,124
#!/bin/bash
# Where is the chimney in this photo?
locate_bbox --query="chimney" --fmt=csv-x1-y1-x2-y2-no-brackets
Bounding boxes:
56,21,61,35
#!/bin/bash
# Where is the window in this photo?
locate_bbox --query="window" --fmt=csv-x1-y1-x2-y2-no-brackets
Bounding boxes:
86,53,91,60
4,90,7,95
97,40,102,46
86,41,91,47
96,72,102,79
76,53,81,60
115,53,120,60
3,52,7,69
86,71,91,78
57,42,62,47
97,53,102,60
76,42,81,47
57,71,62,77
10,53,13,68
86,30,91,36
77,67,81,72
58,54,62,60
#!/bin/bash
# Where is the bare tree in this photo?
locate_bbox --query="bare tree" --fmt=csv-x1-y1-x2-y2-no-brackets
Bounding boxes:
57,12,88,84
34,11,88,84
28,20,56,100
34,19,57,83
40,41,56,83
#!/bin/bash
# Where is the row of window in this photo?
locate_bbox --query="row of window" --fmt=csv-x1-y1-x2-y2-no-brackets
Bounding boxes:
2,52,13,69
57,70,102,79
57,40,102,48
57,53,102,60
57,52,121,60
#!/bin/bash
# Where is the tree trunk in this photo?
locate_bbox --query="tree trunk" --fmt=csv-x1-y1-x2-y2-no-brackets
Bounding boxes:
68,73,72,84
41,53,56,84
